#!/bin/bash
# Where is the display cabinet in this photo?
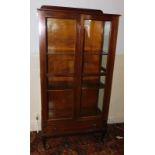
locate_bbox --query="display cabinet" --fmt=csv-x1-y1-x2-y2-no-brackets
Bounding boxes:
38,5,119,144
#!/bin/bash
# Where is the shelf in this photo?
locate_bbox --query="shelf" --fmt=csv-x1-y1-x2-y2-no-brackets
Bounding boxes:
47,50,108,55
80,108,102,117
83,72,106,76
82,67,107,76
47,49,75,55
101,67,106,72
84,51,108,55
82,81,105,89
47,73,74,77
48,109,73,119
47,80,104,90
47,82,74,90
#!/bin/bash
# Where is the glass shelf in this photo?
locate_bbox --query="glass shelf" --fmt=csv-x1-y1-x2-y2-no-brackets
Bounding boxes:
47,81,74,90
47,80,105,90
82,67,106,76
47,50,108,56
47,50,108,55
47,73,74,77
48,109,73,119
47,49,75,55
82,81,105,89
82,72,106,76
84,51,108,55
80,108,101,117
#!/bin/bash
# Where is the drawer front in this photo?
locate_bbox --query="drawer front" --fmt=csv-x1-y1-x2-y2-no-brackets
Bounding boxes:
43,119,105,135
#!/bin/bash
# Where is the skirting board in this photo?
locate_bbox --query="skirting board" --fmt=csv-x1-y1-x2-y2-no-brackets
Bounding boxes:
107,116,124,124
30,120,41,132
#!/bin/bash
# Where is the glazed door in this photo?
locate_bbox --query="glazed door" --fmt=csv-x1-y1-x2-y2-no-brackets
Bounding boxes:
47,17,77,120
39,12,79,122
79,14,114,118
47,18,76,119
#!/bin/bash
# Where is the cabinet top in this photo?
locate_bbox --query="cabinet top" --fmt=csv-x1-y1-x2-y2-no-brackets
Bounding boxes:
39,5,102,15
38,5,120,16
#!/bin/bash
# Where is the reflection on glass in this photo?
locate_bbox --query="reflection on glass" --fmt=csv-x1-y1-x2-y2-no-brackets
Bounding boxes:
83,20,111,54
84,20,103,53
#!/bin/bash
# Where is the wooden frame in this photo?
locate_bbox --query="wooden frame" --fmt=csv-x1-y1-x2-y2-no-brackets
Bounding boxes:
37,5,120,144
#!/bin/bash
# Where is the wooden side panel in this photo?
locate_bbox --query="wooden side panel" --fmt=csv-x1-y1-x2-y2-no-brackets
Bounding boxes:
102,16,119,122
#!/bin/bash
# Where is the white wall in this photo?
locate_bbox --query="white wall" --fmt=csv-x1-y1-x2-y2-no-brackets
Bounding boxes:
108,54,124,123
30,0,124,131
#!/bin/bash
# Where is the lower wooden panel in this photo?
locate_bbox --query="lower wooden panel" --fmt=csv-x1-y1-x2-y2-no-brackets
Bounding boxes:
43,119,105,136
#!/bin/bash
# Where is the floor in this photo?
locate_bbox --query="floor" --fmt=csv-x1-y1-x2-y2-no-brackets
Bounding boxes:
30,123,124,155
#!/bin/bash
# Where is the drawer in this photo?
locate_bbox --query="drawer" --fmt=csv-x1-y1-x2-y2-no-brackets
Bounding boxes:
43,119,104,135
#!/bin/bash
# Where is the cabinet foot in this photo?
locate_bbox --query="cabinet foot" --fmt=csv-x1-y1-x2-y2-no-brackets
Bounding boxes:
40,133,50,150
101,129,107,142
94,129,107,142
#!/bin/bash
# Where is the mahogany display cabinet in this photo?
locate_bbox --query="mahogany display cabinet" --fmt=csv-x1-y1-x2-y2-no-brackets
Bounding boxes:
38,5,119,143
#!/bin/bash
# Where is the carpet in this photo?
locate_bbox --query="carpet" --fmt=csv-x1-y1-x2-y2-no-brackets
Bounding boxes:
30,123,124,155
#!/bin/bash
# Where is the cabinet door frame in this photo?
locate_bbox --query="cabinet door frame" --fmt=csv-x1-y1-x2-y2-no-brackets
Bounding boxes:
38,10,80,130
77,14,119,122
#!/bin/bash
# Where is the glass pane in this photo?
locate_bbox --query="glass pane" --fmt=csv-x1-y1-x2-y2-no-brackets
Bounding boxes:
84,20,103,53
47,76,74,90
82,20,110,77
80,88,104,117
46,18,76,119
48,90,74,119
83,20,111,54
80,20,111,117
102,22,111,53
46,18,76,90
47,55,74,74
83,55,100,75
47,18,76,54
80,74,105,117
